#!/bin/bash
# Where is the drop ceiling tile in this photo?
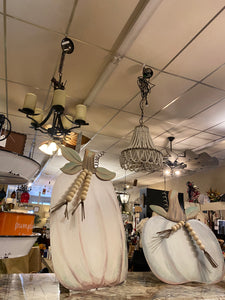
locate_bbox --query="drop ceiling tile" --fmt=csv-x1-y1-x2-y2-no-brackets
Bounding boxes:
0,15,4,78
85,134,120,152
7,17,62,89
153,127,201,150
182,98,225,131
95,59,146,109
166,10,225,80
155,84,225,123
0,80,6,113
6,0,75,33
203,64,225,90
204,140,225,155
62,42,109,100
107,137,131,155
100,111,145,138
82,103,118,134
8,114,36,135
7,16,109,101
206,122,225,136
127,0,224,69
123,72,195,117
178,132,222,149
144,118,175,138
69,0,138,49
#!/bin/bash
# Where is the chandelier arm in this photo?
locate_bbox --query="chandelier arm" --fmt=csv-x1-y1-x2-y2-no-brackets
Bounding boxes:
26,106,55,128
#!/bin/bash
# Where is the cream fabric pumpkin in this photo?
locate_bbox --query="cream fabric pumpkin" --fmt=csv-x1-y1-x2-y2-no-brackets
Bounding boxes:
50,149,127,291
142,190,225,284
143,216,224,284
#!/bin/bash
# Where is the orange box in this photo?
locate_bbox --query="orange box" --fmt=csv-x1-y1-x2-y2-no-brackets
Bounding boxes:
0,212,35,236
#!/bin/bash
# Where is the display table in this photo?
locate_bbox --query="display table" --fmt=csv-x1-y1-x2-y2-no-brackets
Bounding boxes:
0,272,225,299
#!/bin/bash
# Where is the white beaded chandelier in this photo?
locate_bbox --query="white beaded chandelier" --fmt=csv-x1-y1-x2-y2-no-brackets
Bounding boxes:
120,67,163,173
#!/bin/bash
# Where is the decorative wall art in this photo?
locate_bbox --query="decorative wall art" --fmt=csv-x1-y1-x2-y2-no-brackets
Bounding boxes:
142,190,225,284
50,147,127,291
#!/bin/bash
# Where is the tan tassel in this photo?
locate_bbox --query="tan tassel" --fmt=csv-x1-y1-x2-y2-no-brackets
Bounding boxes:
50,200,67,214
156,229,173,238
157,221,185,238
64,202,69,219
81,201,85,221
71,200,85,221
203,250,218,268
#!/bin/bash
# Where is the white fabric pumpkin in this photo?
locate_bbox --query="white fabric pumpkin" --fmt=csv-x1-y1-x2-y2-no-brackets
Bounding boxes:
50,172,127,291
143,216,224,284
142,190,225,284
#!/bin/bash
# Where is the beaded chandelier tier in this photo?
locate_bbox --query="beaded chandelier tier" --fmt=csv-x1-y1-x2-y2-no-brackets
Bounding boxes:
120,67,163,173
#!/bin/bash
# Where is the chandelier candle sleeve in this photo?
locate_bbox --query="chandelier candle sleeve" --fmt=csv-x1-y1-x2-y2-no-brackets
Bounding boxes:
23,93,37,112
75,104,87,121
52,89,66,108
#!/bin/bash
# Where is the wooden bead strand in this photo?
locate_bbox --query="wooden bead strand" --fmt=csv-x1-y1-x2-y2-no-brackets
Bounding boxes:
51,169,88,218
65,170,87,204
157,220,185,238
185,222,218,268
80,171,92,202
185,222,205,250
71,170,93,220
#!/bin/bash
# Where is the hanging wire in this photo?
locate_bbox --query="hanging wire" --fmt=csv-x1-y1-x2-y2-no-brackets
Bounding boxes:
3,0,9,122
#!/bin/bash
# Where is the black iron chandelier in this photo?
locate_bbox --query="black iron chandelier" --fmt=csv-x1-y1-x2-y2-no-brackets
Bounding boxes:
19,37,89,140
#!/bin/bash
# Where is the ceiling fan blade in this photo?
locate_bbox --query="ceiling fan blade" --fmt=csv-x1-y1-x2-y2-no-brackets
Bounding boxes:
182,149,199,161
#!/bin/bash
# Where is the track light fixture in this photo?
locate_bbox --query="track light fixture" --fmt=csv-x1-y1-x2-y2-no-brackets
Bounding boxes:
19,37,89,140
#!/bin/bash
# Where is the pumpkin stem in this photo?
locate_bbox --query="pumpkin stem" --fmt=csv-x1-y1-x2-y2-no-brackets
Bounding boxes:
167,190,186,222
82,149,96,173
